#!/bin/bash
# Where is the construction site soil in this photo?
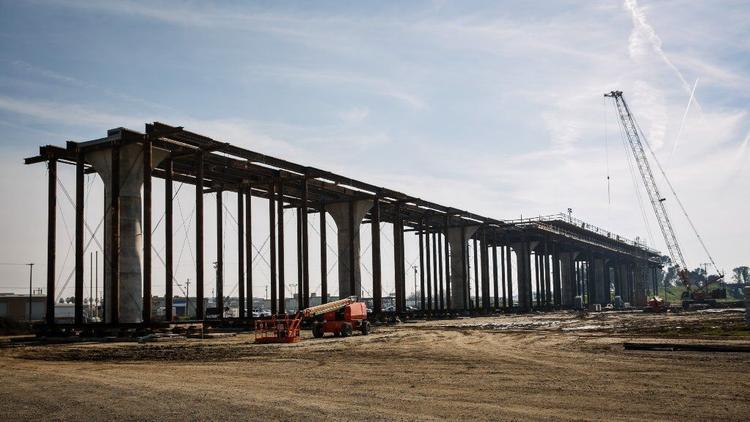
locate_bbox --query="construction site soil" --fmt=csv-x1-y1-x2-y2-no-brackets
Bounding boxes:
1,310,748,421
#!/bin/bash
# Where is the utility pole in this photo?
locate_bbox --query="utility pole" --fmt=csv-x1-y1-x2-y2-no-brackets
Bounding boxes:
95,251,98,319
185,278,191,319
26,263,34,321
212,260,218,305
289,283,297,311
414,265,419,308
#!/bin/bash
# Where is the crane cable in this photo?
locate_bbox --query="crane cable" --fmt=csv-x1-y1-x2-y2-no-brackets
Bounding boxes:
603,96,611,206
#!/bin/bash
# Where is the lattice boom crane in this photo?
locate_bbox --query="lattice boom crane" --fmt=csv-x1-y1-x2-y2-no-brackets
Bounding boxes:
605,91,687,271
605,90,724,300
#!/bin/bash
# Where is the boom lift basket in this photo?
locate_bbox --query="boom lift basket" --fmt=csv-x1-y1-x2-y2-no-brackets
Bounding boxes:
254,314,301,344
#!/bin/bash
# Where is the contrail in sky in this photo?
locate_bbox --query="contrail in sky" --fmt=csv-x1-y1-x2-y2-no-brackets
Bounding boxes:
671,77,699,156
624,0,703,114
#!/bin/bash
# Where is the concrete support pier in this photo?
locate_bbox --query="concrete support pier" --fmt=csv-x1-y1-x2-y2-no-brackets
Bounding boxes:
593,258,608,305
618,264,631,304
86,141,167,323
633,263,647,306
514,240,538,312
325,199,373,298
447,225,478,311
559,252,578,307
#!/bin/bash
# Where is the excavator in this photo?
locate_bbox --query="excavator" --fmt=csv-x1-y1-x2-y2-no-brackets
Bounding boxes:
254,297,370,343
605,91,725,310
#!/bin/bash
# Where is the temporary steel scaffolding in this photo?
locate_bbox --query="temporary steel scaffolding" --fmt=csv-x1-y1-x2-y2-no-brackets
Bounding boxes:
25,122,662,328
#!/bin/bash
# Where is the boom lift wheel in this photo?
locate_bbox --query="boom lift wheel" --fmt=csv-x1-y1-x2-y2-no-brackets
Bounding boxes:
361,320,370,335
341,323,353,337
312,322,324,338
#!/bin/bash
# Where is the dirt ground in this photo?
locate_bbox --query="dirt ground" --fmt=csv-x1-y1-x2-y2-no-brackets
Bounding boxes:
1,310,749,421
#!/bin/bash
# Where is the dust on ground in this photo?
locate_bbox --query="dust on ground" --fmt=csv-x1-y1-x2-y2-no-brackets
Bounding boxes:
1,311,748,421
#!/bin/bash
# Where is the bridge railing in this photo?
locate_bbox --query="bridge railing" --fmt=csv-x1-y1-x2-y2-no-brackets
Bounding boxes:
504,213,660,255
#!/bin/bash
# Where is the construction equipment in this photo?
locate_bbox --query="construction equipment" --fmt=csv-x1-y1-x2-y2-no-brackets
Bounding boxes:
643,296,668,313
254,313,302,344
254,297,370,343
605,91,724,309
309,297,370,338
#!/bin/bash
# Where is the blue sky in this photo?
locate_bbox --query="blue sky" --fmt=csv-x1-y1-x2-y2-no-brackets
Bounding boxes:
0,0,748,298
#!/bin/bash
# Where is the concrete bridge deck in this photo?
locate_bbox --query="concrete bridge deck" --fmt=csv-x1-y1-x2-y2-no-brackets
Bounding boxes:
25,122,661,327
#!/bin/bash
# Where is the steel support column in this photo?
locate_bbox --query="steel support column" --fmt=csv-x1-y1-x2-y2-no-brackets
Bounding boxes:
301,180,309,309
74,155,84,325
245,187,253,314
473,237,479,310
319,207,327,304
164,159,173,321
215,191,224,317
269,182,277,315
425,226,432,312
237,190,245,318
296,209,303,311
418,220,425,311
534,252,541,308
492,236,499,310
546,253,552,306
46,159,57,325
277,178,285,314
480,229,490,314
506,246,513,310
393,204,405,313
110,145,121,323
443,215,451,312
437,232,444,311
142,138,152,323
432,232,438,310
371,198,381,313
347,201,356,297
552,244,561,306
499,244,507,309
462,226,469,310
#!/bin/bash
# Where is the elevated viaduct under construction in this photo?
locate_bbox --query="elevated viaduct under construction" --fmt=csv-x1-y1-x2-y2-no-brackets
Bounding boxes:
25,122,662,328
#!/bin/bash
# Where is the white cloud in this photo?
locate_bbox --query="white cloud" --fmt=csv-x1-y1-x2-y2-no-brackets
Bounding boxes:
624,0,702,111
0,95,146,129
245,65,426,110
337,107,370,124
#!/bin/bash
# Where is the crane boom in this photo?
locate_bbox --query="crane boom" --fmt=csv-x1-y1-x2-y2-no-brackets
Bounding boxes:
605,91,688,271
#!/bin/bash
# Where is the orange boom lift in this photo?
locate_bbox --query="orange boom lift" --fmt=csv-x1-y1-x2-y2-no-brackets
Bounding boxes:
254,297,370,344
